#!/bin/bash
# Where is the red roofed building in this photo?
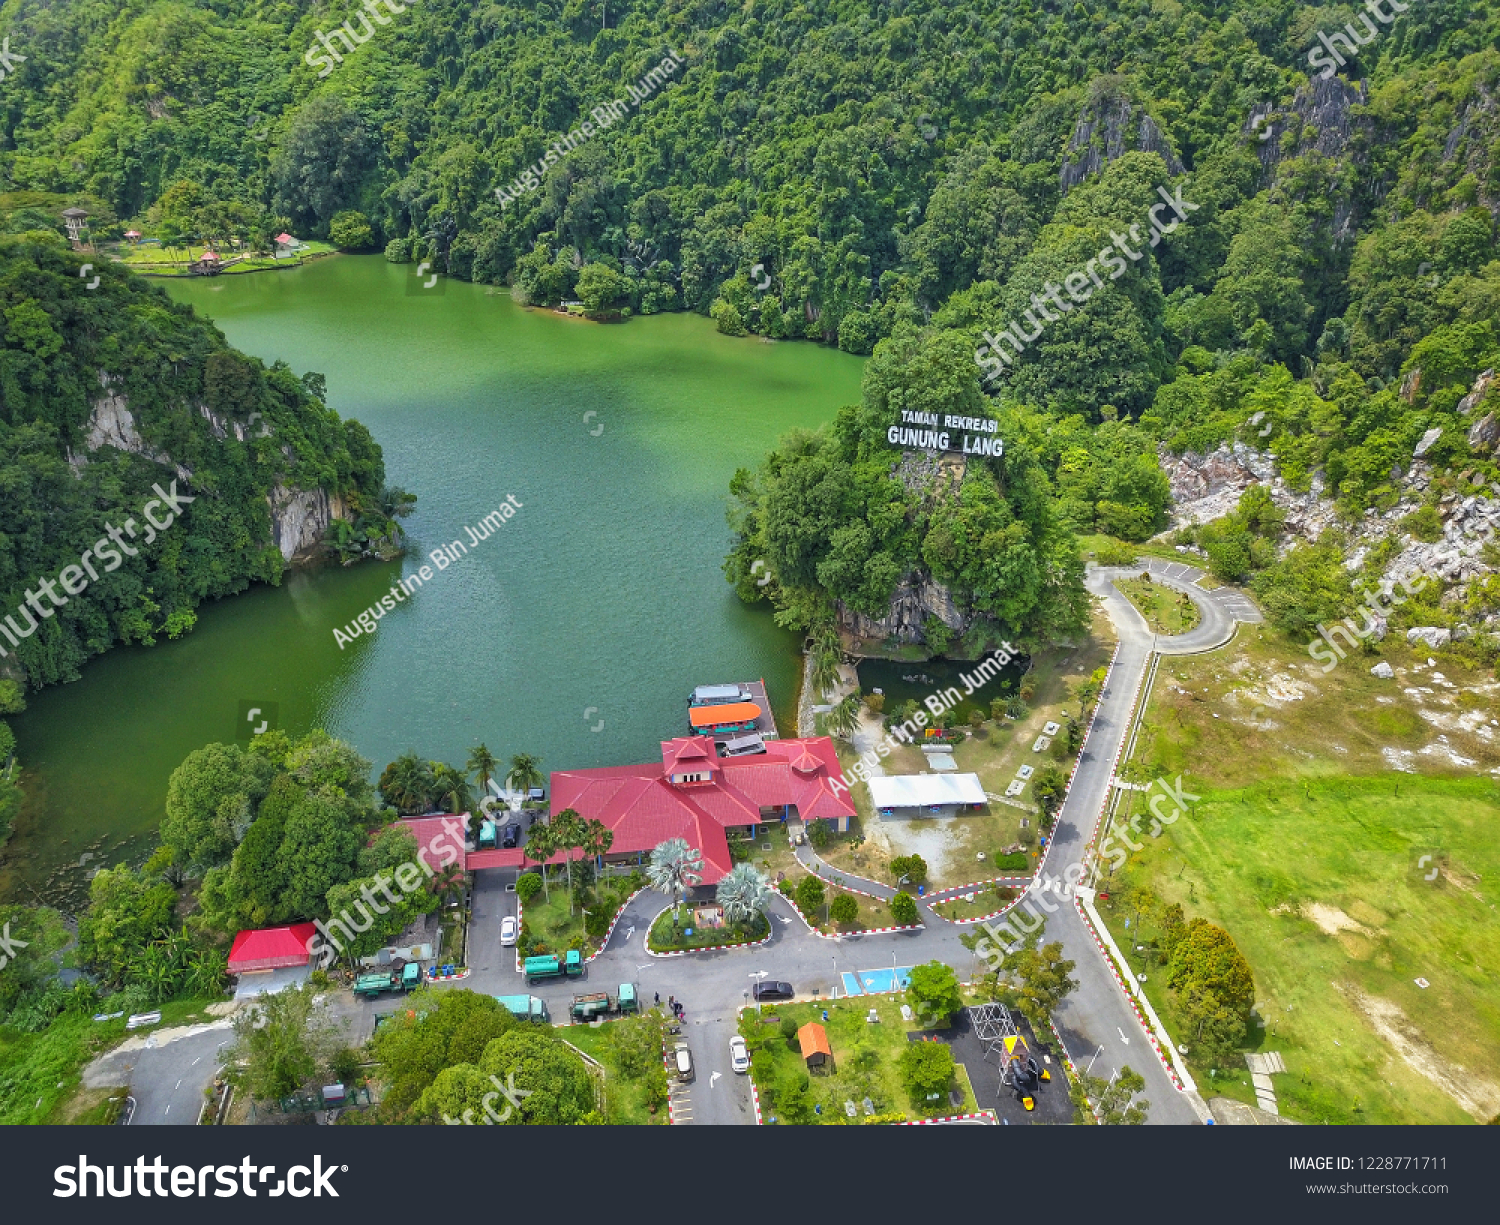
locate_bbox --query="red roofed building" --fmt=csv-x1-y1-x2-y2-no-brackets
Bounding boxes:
396,814,470,876
549,736,854,885
228,922,318,974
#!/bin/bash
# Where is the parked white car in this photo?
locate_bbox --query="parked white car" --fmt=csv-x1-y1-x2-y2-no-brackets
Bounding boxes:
730,1034,750,1074
500,915,519,946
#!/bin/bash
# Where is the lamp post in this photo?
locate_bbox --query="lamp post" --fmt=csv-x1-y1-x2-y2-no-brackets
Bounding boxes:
750,970,767,1016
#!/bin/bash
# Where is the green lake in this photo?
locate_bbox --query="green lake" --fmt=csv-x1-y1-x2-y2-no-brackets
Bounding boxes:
0,256,864,909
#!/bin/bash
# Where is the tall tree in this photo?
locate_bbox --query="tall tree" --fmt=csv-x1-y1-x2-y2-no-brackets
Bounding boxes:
646,838,703,911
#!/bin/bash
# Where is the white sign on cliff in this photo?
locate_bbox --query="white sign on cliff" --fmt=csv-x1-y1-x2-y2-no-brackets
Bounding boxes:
887,410,1004,457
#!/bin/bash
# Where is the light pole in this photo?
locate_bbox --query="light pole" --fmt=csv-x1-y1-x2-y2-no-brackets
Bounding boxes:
831,955,838,999
750,970,767,1016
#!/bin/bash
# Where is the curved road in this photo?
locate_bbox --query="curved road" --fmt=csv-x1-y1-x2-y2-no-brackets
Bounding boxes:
458,559,1261,1125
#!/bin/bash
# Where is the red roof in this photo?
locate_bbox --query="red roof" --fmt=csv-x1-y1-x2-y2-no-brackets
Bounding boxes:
550,737,854,885
276,232,295,244
397,814,470,875
124,229,141,238
228,923,318,973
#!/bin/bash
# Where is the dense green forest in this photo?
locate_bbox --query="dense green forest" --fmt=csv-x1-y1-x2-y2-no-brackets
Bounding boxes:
0,229,401,848
5,0,1495,646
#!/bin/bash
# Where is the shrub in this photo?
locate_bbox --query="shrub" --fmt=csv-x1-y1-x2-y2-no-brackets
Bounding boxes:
829,894,859,926
990,696,1007,721
1095,538,1140,566
795,874,825,915
890,854,927,883
890,891,919,925
897,1040,955,1108
384,237,412,263
711,298,747,335
329,210,374,250
807,819,832,849
993,852,1030,871
515,872,543,903
779,1016,798,1042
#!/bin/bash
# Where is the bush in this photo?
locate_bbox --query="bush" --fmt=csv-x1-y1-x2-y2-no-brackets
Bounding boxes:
711,298,747,335
897,1040,955,1108
515,872,543,903
890,891,919,925
1005,694,1030,720
993,852,1030,871
329,210,374,250
779,1016,798,1042
807,819,832,849
795,874,825,916
829,894,859,926
384,236,412,263
890,854,927,884
1095,538,1140,566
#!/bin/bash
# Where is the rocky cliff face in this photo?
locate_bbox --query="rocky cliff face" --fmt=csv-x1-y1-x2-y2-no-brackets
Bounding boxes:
1061,90,1184,191
836,450,971,648
837,573,969,646
73,371,343,565
1247,75,1370,239
1162,369,1500,612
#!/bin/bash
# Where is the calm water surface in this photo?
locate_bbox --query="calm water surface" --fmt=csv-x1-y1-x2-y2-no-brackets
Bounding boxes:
1,257,864,907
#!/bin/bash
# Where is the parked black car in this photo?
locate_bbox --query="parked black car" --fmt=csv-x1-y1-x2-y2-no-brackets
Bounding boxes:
501,823,523,848
752,980,794,1001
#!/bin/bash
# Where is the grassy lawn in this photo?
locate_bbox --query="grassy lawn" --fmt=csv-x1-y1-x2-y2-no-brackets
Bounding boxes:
741,996,980,1122
520,873,643,959
1116,575,1202,635
928,889,1020,922
1104,625,1500,1123
561,1012,670,1125
647,905,768,951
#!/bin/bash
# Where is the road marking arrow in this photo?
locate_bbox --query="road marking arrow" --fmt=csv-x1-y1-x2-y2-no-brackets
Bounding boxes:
709,1071,721,1088
1118,1028,1129,1044
777,916,792,925
624,926,636,941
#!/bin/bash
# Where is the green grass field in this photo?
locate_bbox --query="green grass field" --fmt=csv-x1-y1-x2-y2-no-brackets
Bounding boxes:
741,996,979,1122
1102,773,1500,1125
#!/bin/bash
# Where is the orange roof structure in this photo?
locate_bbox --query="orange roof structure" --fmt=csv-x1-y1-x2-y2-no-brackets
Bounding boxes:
688,702,760,729
797,1022,832,1063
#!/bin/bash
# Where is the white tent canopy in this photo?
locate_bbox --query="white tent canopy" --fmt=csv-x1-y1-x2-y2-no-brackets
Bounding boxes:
868,772,986,810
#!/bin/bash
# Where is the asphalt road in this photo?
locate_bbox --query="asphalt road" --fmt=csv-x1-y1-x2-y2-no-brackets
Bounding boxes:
85,1022,235,1126
111,557,1254,1127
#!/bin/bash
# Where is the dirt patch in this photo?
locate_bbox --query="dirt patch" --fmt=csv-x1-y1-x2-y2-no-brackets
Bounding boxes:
1337,983,1500,1122
1303,903,1374,939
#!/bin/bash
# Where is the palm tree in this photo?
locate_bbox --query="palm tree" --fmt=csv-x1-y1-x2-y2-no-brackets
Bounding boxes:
550,808,587,913
522,820,555,902
579,817,614,869
378,752,436,814
431,762,475,817
809,637,841,701
825,692,863,740
377,485,417,547
507,753,545,808
467,744,499,815
647,837,704,921
716,864,773,929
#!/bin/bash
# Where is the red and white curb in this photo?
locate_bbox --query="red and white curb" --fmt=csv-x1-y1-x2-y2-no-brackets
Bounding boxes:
662,1043,677,1125
925,875,1031,904
644,903,774,957
1073,898,1185,1090
900,1111,997,1125
424,968,473,985
749,1079,763,1125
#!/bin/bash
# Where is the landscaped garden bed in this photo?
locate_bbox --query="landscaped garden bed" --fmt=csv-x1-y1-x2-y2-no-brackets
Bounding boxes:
646,903,769,952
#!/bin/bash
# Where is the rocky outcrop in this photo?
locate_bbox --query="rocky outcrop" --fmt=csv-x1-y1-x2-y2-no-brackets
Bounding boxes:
1407,627,1452,650
78,372,341,565
1158,442,1338,540
1162,369,1500,606
1414,427,1442,458
837,573,968,646
1060,89,1184,191
1458,369,1495,415
1249,75,1370,239
1468,412,1500,451
267,484,344,563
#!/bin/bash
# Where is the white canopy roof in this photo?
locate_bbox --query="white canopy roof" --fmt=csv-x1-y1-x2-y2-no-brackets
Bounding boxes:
868,772,986,810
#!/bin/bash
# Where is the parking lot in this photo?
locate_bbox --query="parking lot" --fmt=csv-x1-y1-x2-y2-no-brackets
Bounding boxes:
667,1004,755,1126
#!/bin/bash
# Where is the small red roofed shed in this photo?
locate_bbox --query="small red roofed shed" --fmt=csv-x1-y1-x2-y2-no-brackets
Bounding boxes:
797,1022,832,1067
227,923,318,974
